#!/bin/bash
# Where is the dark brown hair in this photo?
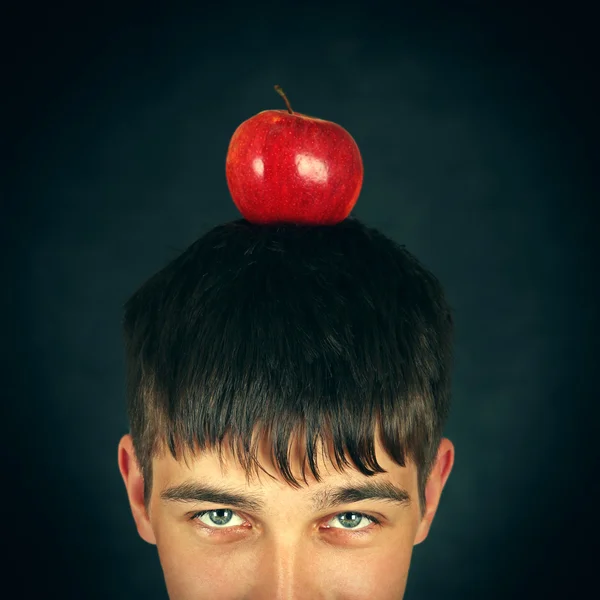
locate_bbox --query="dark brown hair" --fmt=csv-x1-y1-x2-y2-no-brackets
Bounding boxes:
123,217,453,516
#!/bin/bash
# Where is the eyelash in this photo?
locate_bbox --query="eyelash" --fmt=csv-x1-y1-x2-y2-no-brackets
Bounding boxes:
189,509,382,534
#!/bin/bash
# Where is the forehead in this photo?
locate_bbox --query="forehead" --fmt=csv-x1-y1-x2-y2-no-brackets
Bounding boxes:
152,428,417,492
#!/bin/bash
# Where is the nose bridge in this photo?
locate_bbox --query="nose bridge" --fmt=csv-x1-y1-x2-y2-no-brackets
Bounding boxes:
254,535,317,600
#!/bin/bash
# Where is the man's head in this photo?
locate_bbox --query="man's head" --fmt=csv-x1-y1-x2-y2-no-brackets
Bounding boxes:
118,218,455,599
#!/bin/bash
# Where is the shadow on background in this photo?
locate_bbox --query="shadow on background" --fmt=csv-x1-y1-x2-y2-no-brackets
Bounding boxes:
3,1,597,598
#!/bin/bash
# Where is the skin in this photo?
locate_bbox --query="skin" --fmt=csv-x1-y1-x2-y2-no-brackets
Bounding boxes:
118,429,454,600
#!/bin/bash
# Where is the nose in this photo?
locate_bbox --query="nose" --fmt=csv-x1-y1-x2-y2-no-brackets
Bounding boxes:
251,538,324,600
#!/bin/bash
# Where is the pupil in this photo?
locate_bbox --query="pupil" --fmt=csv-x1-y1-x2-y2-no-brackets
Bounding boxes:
210,509,232,525
340,512,360,528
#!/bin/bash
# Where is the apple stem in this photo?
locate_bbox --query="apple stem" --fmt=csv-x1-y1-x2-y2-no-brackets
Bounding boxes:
274,85,294,114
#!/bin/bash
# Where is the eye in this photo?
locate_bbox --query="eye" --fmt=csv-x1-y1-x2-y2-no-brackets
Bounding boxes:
326,511,381,531
192,508,246,529
190,509,381,533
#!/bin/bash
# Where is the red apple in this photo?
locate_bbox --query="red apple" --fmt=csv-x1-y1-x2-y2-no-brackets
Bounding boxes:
225,86,363,225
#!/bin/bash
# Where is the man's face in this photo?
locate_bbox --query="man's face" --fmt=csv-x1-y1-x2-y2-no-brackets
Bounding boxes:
118,432,454,599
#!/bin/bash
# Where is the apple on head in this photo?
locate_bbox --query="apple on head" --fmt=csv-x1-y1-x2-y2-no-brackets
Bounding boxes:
225,85,364,226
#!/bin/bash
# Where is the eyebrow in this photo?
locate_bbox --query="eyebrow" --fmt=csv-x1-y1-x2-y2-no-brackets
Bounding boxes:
160,479,411,513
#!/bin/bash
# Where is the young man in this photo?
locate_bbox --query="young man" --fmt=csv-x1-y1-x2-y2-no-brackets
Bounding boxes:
118,217,455,599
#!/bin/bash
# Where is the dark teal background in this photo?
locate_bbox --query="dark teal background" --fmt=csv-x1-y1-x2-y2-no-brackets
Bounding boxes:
3,2,597,598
